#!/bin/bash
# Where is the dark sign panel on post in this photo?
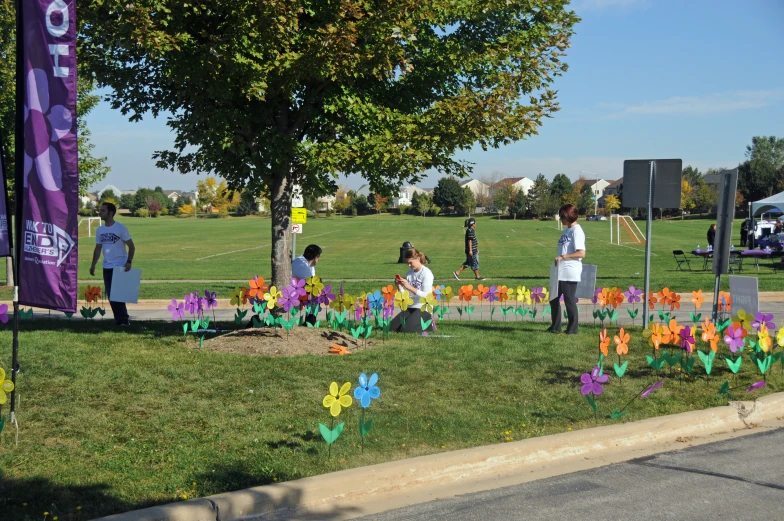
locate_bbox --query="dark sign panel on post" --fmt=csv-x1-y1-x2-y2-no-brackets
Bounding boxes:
712,168,738,275
622,159,683,209
17,0,79,312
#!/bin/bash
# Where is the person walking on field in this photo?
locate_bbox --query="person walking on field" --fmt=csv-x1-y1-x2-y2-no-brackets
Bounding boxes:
547,204,586,335
90,202,135,326
453,218,484,280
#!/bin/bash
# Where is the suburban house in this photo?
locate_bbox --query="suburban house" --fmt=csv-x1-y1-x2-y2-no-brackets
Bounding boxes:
95,184,134,199
459,178,490,198
317,194,336,211
492,176,534,196
391,185,427,208
574,179,610,205
598,179,622,208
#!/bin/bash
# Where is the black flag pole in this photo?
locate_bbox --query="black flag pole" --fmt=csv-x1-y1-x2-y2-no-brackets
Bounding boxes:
9,0,24,431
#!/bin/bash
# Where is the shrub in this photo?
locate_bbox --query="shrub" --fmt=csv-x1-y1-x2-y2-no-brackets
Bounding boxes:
78,208,94,216
397,204,411,215
351,208,358,217
430,205,441,216
325,208,334,217
307,210,317,218
135,208,150,218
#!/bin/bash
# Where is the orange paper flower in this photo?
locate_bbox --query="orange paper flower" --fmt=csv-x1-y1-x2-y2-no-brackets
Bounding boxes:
610,288,624,308
718,291,731,312
382,284,396,304
599,328,610,356
648,291,658,310
474,284,489,301
497,286,509,302
598,288,611,307
329,344,352,355
248,276,269,299
458,285,474,302
668,292,681,311
691,290,704,309
84,285,101,303
701,318,718,352
614,327,630,355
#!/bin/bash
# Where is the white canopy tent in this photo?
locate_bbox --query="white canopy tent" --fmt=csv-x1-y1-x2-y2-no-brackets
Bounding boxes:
750,190,784,216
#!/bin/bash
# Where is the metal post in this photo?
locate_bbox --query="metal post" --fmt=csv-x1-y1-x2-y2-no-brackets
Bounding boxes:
642,161,655,328
594,173,598,216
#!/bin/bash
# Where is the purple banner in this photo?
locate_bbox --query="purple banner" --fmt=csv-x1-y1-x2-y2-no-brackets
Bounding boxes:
0,147,10,257
18,0,78,312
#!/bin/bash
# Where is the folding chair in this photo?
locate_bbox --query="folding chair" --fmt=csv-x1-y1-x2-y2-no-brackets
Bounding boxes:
672,250,691,271
729,251,743,274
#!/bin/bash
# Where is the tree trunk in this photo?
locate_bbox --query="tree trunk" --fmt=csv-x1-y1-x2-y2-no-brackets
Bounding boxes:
270,173,293,289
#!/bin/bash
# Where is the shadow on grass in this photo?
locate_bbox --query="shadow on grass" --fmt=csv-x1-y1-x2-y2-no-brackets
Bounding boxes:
1,465,360,520
16,318,224,339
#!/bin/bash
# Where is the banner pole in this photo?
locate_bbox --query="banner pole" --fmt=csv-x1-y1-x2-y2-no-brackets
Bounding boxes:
10,0,24,426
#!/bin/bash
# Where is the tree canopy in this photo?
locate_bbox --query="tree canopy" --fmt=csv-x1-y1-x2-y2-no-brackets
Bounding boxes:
80,0,578,286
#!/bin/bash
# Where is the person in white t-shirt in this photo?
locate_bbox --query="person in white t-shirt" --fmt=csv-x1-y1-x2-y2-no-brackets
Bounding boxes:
89,202,136,326
390,248,434,333
547,204,586,335
292,244,321,281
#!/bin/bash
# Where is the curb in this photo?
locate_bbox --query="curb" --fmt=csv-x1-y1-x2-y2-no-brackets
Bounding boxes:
93,392,784,521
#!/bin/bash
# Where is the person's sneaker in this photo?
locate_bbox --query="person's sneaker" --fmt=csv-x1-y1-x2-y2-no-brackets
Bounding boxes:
475,277,485,281
118,320,131,326
452,271,460,280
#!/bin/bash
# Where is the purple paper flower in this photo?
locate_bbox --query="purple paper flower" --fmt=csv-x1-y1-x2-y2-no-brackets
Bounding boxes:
747,381,767,392
679,327,695,353
591,287,602,304
382,302,395,320
486,286,498,303
278,286,300,312
624,286,642,304
580,366,610,395
0,303,8,324
204,290,217,310
723,325,745,353
318,284,336,306
183,292,197,315
531,287,545,304
354,304,364,322
290,278,307,298
167,298,184,321
641,379,664,398
751,312,775,332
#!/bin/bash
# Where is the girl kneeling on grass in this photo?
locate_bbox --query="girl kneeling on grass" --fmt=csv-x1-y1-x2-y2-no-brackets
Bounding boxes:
390,249,435,333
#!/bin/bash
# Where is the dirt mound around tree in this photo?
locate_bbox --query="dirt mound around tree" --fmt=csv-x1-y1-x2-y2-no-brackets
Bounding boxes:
202,327,377,357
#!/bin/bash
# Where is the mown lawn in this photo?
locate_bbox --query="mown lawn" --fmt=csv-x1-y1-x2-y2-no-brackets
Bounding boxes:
0,214,777,301
0,318,778,520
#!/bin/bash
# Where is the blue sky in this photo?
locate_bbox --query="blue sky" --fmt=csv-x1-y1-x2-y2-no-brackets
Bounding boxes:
87,0,784,192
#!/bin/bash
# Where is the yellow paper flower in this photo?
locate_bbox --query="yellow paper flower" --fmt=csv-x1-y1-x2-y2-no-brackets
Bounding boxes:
732,309,751,330
0,367,15,405
777,327,784,347
419,293,438,313
758,326,772,352
230,287,245,307
395,290,414,311
322,381,353,417
515,285,528,303
264,286,282,310
441,286,454,303
305,275,324,297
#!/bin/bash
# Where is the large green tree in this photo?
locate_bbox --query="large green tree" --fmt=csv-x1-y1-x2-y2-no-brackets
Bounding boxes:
0,5,110,198
79,0,578,286
432,176,465,212
738,136,784,202
528,173,554,218
549,173,572,203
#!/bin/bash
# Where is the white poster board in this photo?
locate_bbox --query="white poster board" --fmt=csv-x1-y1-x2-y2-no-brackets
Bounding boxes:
549,264,597,300
110,267,141,303
729,275,759,317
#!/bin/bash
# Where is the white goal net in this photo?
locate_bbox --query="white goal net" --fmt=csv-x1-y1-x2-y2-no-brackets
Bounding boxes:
610,215,646,245
78,217,101,238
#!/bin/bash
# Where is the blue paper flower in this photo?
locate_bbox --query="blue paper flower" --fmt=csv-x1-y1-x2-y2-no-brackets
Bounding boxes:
367,290,384,311
353,372,380,408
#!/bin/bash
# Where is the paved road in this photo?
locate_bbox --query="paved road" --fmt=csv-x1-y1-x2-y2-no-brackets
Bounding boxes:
353,428,784,521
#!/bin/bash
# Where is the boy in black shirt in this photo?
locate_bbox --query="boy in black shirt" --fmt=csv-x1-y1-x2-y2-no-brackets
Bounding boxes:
453,218,483,280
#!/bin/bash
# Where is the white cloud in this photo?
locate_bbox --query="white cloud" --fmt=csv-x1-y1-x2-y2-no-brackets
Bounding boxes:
600,89,784,118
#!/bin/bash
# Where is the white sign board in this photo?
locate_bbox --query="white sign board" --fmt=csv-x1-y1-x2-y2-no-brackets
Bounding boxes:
549,264,597,300
729,275,759,317
109,267,141,304
291,223,303,234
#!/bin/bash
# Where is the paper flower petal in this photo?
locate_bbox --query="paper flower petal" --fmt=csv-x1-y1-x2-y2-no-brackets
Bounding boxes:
1,380,13,393
369,386,380,399
323,395,336,408
339,381,351,397
329,382,338,397
330,400,342,417
368,373,378,387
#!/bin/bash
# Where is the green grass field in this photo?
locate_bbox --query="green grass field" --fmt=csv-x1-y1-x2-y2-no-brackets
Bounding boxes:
1,214,778,300
0,319,776,520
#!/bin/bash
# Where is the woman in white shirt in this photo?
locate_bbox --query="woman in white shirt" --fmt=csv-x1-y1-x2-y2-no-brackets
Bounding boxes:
548,204,586,335
390,248,434,333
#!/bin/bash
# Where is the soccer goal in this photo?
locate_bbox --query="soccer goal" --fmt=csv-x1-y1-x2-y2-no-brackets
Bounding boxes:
610,215,646,245
78,217,101,238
